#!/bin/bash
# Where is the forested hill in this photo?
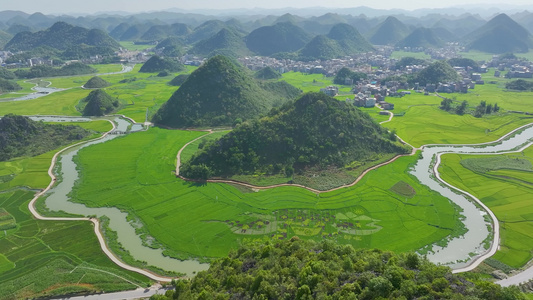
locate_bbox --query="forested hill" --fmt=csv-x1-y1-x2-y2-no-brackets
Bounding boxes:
182,92,408,179
152,55,297,128
0,114,91,161
153,238,526,300
4,21,120,51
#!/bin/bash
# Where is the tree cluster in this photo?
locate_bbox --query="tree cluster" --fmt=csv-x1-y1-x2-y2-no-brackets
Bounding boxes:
506,79,533,91
0,114,91,161
181,92,408,180
139,55,185,73
474,100,500,118
151,238,526,300
333,67,367,85
14,62,97,79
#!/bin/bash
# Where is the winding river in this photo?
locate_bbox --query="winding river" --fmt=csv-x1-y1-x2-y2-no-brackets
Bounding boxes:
25,114,533,281
35,116,209,277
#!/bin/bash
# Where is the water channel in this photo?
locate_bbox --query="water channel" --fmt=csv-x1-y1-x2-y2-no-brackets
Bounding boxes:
36,116,209,276
412,123,533,269
30,115,533,275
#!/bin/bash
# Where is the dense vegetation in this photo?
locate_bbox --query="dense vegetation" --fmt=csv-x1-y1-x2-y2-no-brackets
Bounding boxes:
448,58,479,70
139,55,185,73
367,16,411,46
83,76,111,88
299,35,344,61
151,238,526,300
0,78,22,93
326,23,374,54
414,60,460,86
14,62,97,79
156,37,185,57
254,67,281,80
182,92,408,179
169,74,190,86
394,57,427,70
152,55,292,128
0,67,16,80
0,114,91,161
245,22,312,56
191,28,249,58
4,21,120,59
259,81,302,101
506,79,533,91
79,89,122,116
465,13,533,53
333,67,368,85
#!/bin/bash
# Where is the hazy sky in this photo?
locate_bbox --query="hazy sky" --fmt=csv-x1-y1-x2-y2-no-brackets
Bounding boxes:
1,0,532,14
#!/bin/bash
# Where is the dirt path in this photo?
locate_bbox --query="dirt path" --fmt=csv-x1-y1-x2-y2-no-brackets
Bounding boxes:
27,117,173,283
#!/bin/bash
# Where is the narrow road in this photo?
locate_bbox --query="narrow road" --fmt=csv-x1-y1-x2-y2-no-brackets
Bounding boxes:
27,117,174,283
57,287,172,300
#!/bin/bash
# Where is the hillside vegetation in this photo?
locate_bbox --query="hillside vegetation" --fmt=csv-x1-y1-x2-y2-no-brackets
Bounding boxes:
367,16,411,45
0,78,22,93
84,76,111,89
0,114,91,161
4,22,120,57
414,60,460,86
79,89,122,116
14,62,97,79
191,28,249,58
182,92,408,180
396,28,445,49
245,22,312,56
152,55,294,128
139,55,185,73
254,66,281,80
152,238,526,300
465,13,533,53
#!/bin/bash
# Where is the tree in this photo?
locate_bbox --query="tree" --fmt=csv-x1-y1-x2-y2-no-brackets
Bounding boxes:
440,98,452,111
456,100,468,115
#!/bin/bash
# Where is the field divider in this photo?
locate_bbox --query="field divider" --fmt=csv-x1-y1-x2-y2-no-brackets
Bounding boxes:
27,116,174,283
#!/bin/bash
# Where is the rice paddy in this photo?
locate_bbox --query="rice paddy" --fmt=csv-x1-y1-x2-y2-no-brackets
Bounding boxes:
439,145,533,268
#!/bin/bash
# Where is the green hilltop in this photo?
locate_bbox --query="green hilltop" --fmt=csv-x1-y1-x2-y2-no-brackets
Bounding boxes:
191,28,249,58
465,13,533,53
245,22,312,56
299,35,344,60
327,23,374,54
396,27,445,49
415,60,461,86
83,76,111,89
152,55,296,128
139,55,185,73
0,114,91,161
4,21,120,52
155,37,185,57
367,16,411,45
153,239,524,300
168,74,189,86
79,89,122,116
254,66,282,80
182,92,408,180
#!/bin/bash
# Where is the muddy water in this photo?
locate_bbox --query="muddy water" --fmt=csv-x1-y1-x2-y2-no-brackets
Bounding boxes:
39,116,209,276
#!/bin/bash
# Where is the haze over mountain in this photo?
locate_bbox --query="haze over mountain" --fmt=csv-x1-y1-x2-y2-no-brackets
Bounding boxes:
191,28,250,58
245,22,312,56
4,21,120,51
464,13,533,53
367,16,411,45
396,27,445,48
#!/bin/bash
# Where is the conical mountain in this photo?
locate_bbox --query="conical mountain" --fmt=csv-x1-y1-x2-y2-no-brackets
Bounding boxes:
109,22,130,40
246,22,312,56
275,13,305,24
181,92,408,180
0,29,11,48
81,89,121,116
191,28,249,58
299,35,343,60
327,23,374,54
139,55,185,73
396,27,445,48
84,76,111,89
152,55,290,128
187,20,227,43
464,13,533,53
254,66,281,80
367,16,411,45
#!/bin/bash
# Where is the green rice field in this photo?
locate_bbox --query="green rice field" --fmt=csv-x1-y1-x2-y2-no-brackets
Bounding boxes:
0,190,150,300
439,145,533,268
72,127,464,261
